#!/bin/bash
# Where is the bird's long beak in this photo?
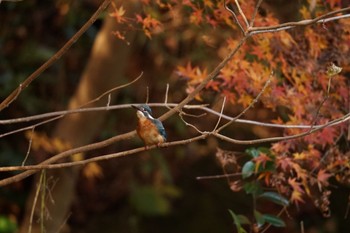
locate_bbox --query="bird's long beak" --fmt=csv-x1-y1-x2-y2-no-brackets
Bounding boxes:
132,105,141,111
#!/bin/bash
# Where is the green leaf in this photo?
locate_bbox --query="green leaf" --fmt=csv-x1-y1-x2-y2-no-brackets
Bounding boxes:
0,215,18,233
245,148,260,158
259,192,289,207
245,147,271,158
262,214,286,227
243,181,262,196
254,210,265,228
228,210,248,233
236,215,251,225
242,161,255,178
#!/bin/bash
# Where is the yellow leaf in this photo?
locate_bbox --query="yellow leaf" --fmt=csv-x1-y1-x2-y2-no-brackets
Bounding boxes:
72,153,84,162
238,94,253,108
83,162,103,180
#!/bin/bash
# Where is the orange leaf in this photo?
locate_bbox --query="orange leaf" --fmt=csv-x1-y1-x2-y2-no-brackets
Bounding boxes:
109,3,126,23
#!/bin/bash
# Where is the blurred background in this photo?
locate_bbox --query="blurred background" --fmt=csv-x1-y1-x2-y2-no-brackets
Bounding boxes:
0,0,350,233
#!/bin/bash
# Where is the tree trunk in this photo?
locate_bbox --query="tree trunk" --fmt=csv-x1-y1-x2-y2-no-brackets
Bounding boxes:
19,3,136,232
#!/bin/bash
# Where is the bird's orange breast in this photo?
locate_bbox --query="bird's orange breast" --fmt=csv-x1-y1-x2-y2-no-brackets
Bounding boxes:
137,118,165,145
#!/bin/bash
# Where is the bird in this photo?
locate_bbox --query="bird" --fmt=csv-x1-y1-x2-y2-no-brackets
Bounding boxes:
132,104,167,147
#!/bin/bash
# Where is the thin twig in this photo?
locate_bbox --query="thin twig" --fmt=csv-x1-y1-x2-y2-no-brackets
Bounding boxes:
234,0,249,27
80,71,143,108
260,208,287,233
310,63,341,131
106,94,111,109
213,97,226,132
224,0,245,34
196,172,242,180
248,7,350,35
22,127,35,166
0,116,63,139
179,112,205,134
164,83,169,105
300,221,305,233
40,170,46,232
214,111,348,145
250,0,264,27
28,170,45,233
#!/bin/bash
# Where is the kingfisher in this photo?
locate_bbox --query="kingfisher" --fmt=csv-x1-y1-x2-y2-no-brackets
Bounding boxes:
132,104,167,147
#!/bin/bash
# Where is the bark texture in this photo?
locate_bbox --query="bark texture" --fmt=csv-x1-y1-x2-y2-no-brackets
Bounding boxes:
19,3,136,232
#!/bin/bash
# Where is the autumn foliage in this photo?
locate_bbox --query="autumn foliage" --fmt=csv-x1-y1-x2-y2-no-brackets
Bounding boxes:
1,0,350,232
109,0,350,230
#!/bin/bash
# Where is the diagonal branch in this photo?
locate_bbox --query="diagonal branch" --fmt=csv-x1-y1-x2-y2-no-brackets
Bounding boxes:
0,0,112,111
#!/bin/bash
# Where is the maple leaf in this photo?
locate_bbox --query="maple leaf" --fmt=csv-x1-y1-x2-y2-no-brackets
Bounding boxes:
112,31,130,45
253,152,272,172
177,62,207,85
258,171,272,186
190,7,203,25
238,94,253,108
299,6,311,19
135,14,162,39
205,16,218,28
276,156,293,172
288,178,305,204
110,3,126,24
83,162,104,180
293,152,307,160
315,127,338,149
317,169,332,187
291,162,308,181
203,0,214,8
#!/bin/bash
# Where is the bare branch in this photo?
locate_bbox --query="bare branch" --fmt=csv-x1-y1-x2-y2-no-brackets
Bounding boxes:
164,83,170,105
28,170,45,233
22,127,35,166
196,172,242,180
224,0,245,34
234,0,249,27
0,116,63,139
248,7,350,35
2,101,347,139
250,0,264,27
81,71,143,108
0,135,207,186
106,94,112,109
1,108,350,185
213,97,226,132
179,112,205,134
214,111,350,145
